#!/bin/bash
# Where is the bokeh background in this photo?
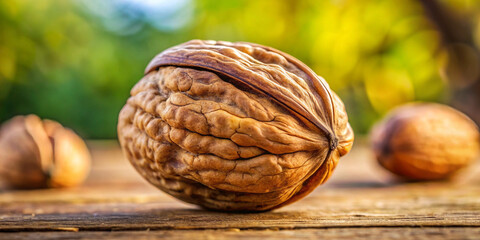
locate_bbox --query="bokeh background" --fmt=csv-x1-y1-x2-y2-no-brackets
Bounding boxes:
1,0,479,139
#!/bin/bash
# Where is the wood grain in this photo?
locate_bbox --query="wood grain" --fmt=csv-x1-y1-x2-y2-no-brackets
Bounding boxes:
0,140,479,239
1,228,480,240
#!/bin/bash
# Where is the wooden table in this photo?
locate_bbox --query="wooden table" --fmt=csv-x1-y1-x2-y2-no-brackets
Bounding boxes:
1,140,479,239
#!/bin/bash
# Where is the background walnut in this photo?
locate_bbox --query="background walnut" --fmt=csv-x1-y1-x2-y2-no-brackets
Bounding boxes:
371,103,480,180
117,40,354,211
0,115,91,189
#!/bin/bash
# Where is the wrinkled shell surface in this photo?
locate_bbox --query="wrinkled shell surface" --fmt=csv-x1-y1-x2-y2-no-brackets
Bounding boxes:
371,103,480,180
118,40,354,211
0,115,91,189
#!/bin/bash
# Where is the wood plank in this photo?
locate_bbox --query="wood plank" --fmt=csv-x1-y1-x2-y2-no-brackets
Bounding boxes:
0,140,479,234
1,228,479,240
0,198,479,231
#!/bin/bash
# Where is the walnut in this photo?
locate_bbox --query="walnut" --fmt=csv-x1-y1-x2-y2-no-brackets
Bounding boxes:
371,103,480,180
117,40,354,211
0,115,91,189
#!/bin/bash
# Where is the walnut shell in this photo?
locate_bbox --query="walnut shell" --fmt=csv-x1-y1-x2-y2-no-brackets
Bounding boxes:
0,115,91,189
371,103,480,180
117,40,354,211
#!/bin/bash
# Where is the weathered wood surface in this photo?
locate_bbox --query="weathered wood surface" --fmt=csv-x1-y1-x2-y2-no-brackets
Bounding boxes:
0,140,479,239
2,228,480,240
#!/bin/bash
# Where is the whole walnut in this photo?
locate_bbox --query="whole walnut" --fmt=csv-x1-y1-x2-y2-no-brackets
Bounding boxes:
0,115,91,189
371,103,480,180
118,40,354,211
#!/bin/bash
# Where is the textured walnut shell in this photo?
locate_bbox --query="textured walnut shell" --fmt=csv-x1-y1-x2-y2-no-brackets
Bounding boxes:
0,115,91,189
117,40,354,211
371,103,480,180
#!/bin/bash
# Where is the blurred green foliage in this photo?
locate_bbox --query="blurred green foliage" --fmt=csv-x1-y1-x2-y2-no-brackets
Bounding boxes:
0,0,478,138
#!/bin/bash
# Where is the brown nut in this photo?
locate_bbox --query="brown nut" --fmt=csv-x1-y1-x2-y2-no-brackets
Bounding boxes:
371,103,480,180
117,40,354,211
0,115,91,189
